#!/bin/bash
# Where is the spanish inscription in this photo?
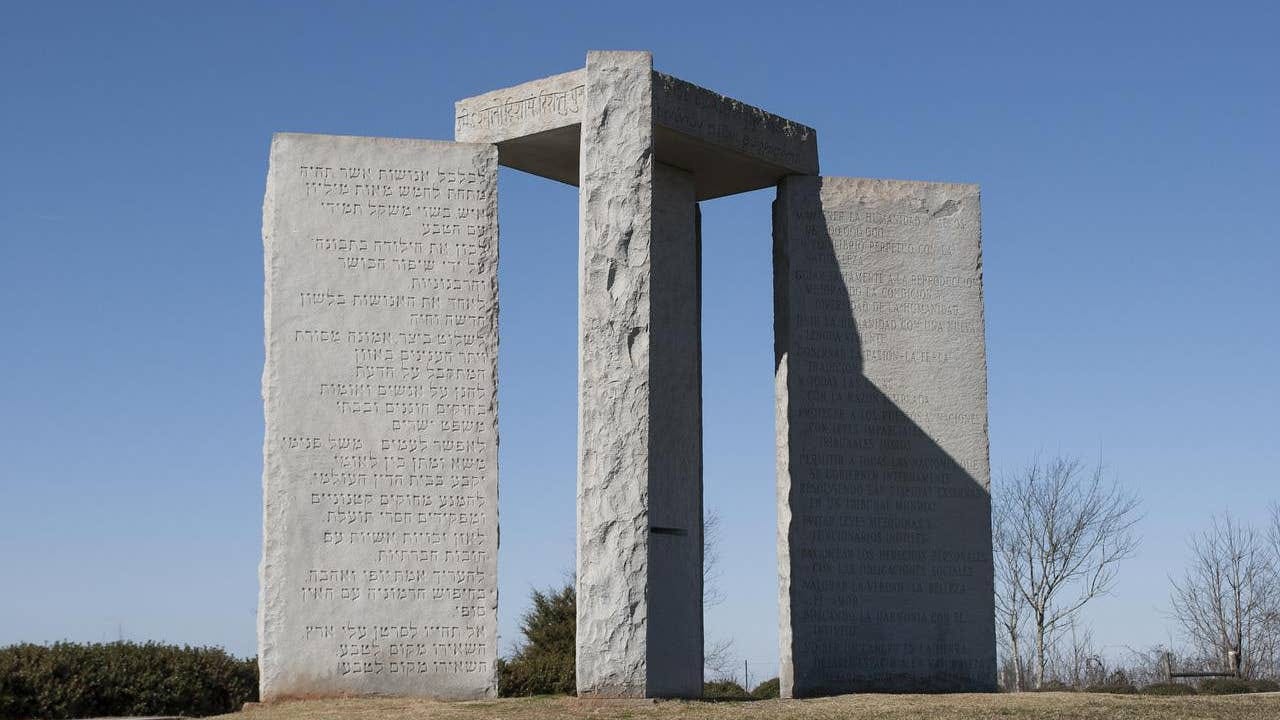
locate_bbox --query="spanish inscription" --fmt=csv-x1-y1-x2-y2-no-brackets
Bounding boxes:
261,133,498,700
775,176,995,697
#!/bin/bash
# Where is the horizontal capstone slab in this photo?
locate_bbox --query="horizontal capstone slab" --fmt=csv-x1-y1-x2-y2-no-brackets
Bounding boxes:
454,56,818,199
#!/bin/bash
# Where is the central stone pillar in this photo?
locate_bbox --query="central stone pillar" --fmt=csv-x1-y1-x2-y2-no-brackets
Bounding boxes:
576,50,703,698
455,51,815,698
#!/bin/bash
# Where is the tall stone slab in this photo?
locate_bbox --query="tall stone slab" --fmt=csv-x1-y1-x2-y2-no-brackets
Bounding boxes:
774,176,995,697
576,51,703,698
261,133,498,700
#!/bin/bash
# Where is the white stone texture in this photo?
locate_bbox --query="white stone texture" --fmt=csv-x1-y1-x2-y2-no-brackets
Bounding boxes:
576,49,654,698
261,133,498,701
455,69,585,145
575,51,703,698
775,176,995,697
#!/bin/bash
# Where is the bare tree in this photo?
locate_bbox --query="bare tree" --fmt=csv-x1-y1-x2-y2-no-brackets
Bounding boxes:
704,509,725,607
1042,617,1102,688
1118,644,1181,688
703,637,735,680
1269,502,1280,561
1170,513,1278,678
994,455,1141,688
702,509,734,679
993,500,1029,690
1268,503,1280,678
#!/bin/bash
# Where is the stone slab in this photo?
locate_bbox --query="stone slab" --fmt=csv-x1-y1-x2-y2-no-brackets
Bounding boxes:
575,51,703,699
645,161,704,697
575,50,655,698
454,54,817,200
260,132,498,700
774,176,995,697
455,70,585,187
652,71,818,199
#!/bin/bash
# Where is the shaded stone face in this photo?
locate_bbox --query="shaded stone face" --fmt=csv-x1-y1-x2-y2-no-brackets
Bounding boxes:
260,133,498,700
774,177,995,697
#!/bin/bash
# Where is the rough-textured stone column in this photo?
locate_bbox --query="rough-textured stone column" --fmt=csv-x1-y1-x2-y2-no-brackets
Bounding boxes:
261,133,499,700
775,176,995,697
576,51,703,698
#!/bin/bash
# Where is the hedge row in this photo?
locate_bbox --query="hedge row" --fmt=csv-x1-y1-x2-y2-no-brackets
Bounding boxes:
701,678,781,700
1060,678,1279,695
0,641,257,719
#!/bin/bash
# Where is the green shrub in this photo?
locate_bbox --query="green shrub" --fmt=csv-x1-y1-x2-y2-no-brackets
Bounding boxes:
751,677,780,699
498,585,575,697
1249,679,1280,693
1198,677,1252,695
1140,682,1196,695
1032,680,1074,691
0,641,256,719
703,679,751,700
1084,669,1136,694
1084,683,1137,694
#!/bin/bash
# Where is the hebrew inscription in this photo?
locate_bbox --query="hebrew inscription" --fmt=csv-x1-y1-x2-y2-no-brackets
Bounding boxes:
775,176,995,697
261,133,498,700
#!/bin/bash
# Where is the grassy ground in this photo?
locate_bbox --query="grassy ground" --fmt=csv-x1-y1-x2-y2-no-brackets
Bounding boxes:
219,691,1280,720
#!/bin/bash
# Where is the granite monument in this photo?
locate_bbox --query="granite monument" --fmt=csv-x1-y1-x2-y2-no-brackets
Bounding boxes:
260,50,994,701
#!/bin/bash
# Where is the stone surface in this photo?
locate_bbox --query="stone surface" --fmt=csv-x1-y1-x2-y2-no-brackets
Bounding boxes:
774,176,995,697
455,58,817,199
455,70,585,186
645,161,704,697
575,51,703,698
652,72,818,199
260,133,498,700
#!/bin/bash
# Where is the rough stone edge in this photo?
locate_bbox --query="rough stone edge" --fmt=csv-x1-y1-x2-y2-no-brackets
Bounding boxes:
575,50,655,699
259,132,285,702
772,175,805,700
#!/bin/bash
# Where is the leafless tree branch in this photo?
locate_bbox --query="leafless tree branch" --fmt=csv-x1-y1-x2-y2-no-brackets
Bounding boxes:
1169,512,1279,679
993,454,1141,688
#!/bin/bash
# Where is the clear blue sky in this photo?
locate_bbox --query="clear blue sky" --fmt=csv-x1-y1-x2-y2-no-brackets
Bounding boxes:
1,1,1277,681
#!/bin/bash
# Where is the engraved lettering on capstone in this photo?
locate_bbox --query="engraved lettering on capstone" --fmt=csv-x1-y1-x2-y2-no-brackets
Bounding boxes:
454,84,586,133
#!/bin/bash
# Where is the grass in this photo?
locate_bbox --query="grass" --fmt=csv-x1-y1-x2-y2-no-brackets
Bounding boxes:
217,691,1280,720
